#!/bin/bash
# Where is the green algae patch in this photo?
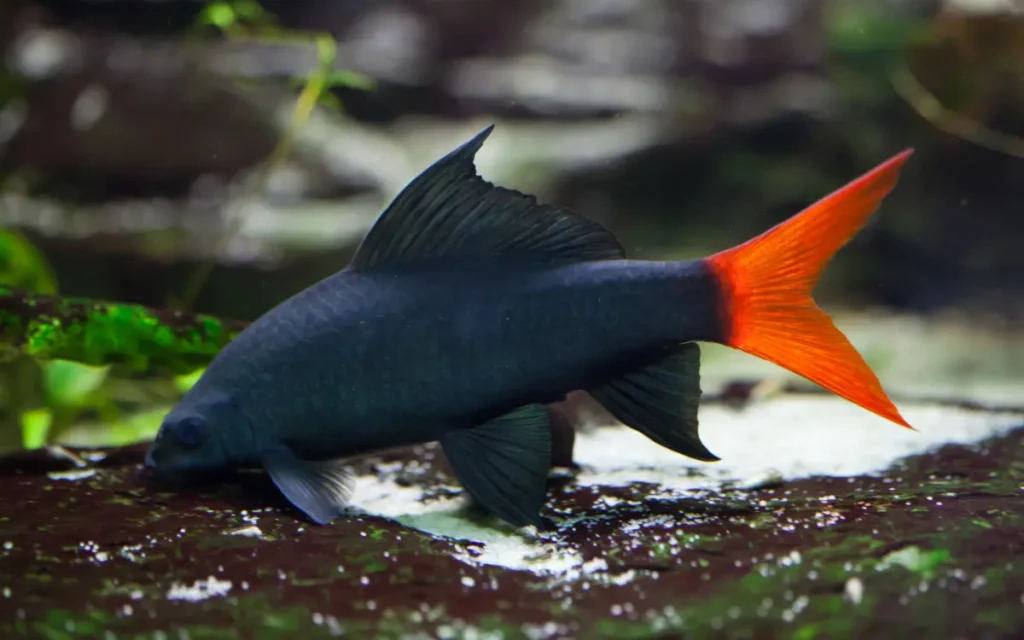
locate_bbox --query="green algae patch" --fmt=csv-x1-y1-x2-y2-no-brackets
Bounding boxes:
876,545,952,579
0,411,1022,638
0,287,249,375
28,609,112,640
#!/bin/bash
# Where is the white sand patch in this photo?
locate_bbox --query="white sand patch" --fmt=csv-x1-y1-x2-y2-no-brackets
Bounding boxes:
346,396,1020,575
47,469,97,481
165,576,233,602
574,397,1021,491
350,474,584,574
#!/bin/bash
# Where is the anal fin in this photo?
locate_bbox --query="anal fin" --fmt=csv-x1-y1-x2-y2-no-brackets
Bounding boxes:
441,404,552,528
589,342,719,462
262,448,354,525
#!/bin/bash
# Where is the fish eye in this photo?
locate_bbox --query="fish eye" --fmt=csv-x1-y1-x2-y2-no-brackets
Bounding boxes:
172,418,206,449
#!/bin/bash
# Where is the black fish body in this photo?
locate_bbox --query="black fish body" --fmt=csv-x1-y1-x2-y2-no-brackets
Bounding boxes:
146,125,914,528
200,257,718,459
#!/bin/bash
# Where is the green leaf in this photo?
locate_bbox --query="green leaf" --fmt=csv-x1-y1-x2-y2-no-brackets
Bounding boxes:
324,70,376,91
20,408,52,450
0,229,58,295
198,0,273,32
199,1,238,30
173,367,206,393
57,406,170,449
41,360,110,407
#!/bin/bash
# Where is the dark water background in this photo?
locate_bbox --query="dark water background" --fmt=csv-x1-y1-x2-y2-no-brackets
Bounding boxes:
1,0,1020,324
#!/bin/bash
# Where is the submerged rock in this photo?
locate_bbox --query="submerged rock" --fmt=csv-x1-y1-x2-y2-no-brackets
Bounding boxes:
0,392,1021,638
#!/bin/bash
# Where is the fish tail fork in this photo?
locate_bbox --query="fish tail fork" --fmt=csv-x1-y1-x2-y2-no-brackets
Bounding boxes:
704,150,915,429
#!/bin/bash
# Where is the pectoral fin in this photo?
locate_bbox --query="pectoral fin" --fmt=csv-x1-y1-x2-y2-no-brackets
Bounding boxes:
262,448,354,525
440,404,552,528
589,342,719,462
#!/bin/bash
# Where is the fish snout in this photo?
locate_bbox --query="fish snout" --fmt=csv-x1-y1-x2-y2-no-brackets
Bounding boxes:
140,446,178,484
142,450,182,485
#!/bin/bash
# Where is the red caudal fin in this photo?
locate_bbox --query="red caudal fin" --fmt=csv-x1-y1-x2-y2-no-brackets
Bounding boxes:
705,150,915,429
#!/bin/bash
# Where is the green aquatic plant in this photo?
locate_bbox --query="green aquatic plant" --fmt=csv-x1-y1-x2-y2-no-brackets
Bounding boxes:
0,283,245,448
0,229,58,295
0,287,247,375
178,0,375,310
0,0,373,450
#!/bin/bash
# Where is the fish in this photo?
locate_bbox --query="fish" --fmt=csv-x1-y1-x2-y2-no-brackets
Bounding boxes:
144,125,914,528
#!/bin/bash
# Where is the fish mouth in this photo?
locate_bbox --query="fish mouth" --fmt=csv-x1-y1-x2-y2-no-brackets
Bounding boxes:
142,457,237,487
142,446,172,479
142,464,180,486
140,448,186,485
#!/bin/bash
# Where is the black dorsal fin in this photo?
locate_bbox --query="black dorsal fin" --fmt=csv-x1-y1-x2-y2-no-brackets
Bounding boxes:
348,125,625,271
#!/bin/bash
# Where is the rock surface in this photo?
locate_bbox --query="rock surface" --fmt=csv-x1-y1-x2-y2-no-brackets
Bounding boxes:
1,392,1021,639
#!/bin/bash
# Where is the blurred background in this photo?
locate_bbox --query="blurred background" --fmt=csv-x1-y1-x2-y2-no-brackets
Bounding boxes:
0,0,1021,452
